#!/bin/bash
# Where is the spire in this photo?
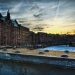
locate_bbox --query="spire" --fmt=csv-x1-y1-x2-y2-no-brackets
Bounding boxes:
6,9,10,20
7,9,9,13
0,13,2,18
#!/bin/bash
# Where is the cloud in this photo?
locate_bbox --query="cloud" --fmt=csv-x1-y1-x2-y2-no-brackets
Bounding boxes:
61,23,75,27
0,0,24,2
32,26,44,31
10,2,24,19
30,3,39,10
22,23,31,27
33,13,43,18
54,0,61,20
0,0,75,33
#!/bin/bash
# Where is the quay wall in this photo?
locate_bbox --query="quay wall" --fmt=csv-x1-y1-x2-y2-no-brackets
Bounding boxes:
0,52,75,75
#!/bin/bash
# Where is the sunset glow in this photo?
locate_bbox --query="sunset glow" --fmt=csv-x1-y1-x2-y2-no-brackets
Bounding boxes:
0,0,75,34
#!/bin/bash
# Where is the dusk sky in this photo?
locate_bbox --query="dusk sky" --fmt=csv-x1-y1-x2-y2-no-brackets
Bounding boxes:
0,0,75,34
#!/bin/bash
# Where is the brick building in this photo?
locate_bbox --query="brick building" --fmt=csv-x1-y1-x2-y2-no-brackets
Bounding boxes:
0,10,30,47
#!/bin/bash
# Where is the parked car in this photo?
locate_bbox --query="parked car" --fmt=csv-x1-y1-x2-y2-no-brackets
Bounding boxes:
61,54,68,57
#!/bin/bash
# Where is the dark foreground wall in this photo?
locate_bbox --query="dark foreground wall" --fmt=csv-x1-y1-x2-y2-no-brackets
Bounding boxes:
0,52,75,75
0,59,75,75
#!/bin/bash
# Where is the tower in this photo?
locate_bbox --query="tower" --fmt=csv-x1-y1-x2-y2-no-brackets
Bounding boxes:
6,10,10,20
0,13,2,18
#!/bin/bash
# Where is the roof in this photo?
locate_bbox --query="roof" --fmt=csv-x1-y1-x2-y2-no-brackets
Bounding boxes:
12,20,18,27
0,16,6,20
0,16,19,27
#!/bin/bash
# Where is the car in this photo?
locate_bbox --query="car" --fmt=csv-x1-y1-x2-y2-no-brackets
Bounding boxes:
44,50,49,52
29,48,34,50
12,46,16,49
15,50,20,53
64,50,69,53
3,48,7,51
61,54,68,57
39,52,44,54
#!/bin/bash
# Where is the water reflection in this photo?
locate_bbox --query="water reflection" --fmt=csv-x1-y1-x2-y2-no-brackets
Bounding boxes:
38,45,75,52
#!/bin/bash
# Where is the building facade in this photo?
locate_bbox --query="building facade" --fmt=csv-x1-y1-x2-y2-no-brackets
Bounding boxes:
0,10,30,47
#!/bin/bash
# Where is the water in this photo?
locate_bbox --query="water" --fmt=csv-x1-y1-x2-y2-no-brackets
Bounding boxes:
38,45,75,52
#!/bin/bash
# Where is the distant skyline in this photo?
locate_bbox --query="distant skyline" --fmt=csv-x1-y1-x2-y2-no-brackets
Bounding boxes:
0,0,75,34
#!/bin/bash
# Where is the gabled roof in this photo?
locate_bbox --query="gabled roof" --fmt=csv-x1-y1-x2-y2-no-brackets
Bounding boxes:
0,13,19,27
0,16,19,27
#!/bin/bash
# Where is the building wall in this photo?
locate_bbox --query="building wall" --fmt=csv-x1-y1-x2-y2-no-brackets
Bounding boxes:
19,25,30,46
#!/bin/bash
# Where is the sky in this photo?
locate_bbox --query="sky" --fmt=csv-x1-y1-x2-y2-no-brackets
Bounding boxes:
0,0,75,34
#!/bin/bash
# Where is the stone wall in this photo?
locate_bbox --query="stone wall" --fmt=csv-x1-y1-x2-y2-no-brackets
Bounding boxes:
0,52,75,75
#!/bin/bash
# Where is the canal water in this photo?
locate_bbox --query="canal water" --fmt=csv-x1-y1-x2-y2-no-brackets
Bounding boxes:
38,45,75,52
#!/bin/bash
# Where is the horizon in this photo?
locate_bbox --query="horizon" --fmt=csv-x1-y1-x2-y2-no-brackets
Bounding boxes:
0,0,75,34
